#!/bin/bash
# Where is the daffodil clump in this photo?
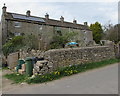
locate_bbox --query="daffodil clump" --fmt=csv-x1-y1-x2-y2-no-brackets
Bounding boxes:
64,70,78,75
54,71,60,75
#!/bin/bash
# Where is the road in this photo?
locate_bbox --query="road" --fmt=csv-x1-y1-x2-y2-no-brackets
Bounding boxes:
3,63,118,94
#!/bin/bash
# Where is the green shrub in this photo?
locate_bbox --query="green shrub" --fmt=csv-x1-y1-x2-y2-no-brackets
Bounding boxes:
2,36,24,56
10,36,24,45
2,42,14,56
50,31,78,49
23,35,39,50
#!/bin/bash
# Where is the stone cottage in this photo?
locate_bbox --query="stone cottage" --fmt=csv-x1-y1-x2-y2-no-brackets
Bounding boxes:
0,21,2,51
0,4,94,50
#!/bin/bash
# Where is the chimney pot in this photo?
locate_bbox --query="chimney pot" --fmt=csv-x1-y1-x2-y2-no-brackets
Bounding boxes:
26,10,31,16
84,22,88,26
45,13,49,20
60,16,64,22
2,3,7,14
73,19,77,24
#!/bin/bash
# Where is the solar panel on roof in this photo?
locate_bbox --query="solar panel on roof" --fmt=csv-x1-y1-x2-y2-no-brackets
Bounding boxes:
12,14,45,22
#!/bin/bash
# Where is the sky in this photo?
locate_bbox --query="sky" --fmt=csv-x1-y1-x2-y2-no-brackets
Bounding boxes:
0,0,119,26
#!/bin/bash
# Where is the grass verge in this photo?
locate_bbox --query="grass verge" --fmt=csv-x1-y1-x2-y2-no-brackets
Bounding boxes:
4,73,27,83
2,67,9,70
4,58,120,84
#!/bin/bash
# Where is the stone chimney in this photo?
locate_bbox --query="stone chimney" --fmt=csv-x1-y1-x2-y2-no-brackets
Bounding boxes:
84,22,88,26
2,3,7,14
60,16,64,22
73,19,77,24
45,13,49,20
26,10,31,16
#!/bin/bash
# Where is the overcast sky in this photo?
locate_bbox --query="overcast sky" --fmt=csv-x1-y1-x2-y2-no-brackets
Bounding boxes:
0,0,119,26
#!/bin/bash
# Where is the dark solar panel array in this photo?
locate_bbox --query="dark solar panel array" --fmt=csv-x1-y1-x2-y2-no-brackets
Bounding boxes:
12,14,45,22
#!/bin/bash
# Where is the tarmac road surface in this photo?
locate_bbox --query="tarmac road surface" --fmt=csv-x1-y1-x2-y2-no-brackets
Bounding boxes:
3,63,118,94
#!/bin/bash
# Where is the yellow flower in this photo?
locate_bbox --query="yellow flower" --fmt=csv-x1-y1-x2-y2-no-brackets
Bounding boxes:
54,71,58,75
70,70,73,74
57,72,60,75
54,71,60,75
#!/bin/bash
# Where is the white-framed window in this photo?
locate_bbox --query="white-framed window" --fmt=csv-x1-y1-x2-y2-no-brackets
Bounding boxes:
55,27,61,31
14,22,21,28
14,32,21,36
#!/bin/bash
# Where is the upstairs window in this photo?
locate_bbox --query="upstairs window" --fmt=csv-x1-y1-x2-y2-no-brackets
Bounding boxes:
14,22,21,28
14,32,21,36
55,27,61,31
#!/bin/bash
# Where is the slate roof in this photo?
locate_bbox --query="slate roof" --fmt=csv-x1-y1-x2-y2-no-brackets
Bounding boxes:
5,12,91,30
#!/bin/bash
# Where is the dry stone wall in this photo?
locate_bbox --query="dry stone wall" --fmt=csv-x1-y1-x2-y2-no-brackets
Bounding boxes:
44,46,115,70
7,52,19,69
6,46,115,74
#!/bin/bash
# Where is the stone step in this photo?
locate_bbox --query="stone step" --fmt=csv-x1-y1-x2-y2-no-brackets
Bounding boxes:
36,60,48,66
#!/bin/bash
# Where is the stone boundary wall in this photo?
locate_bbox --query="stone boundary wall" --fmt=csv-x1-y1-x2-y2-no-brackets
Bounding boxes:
44,46,115,70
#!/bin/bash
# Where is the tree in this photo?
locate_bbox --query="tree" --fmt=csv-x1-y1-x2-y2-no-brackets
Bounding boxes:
103,23,120,43
23,34,38,50
2,34,38,56
2,36,24,56
50,31,77,49
90,22,103,44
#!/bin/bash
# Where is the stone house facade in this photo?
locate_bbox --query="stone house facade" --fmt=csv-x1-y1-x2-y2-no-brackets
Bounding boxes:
0,4,94,50
0,21,2,51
